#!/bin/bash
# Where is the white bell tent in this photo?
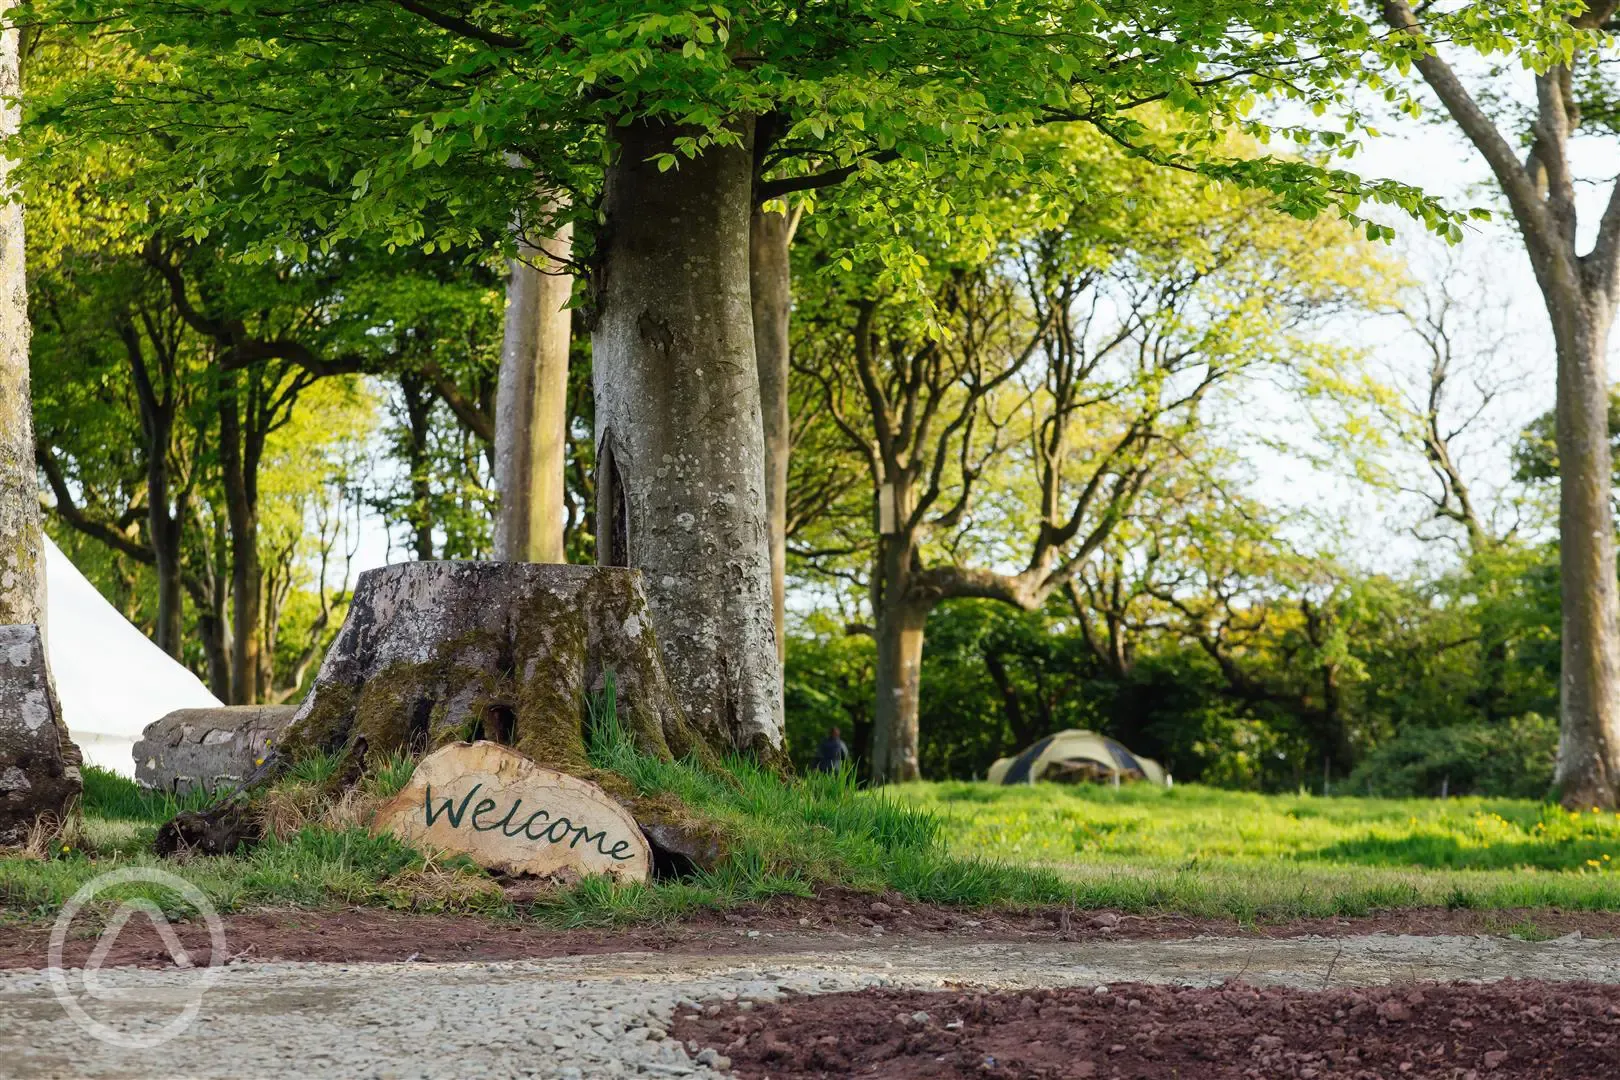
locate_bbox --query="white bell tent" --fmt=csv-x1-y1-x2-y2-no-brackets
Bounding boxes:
43,535,222,777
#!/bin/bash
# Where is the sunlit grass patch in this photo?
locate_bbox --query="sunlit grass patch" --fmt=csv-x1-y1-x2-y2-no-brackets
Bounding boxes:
899,781,1620,918
11,759,1620,931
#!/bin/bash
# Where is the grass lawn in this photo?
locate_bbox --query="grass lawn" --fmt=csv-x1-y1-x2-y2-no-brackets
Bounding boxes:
899,781,1620,922
0,750,992,930
8,738,1620,931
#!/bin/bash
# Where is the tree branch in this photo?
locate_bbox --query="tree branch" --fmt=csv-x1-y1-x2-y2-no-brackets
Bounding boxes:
1381,0,1561,267
392,0,525,50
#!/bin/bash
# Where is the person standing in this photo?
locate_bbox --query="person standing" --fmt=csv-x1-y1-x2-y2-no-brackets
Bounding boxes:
813,726,851,773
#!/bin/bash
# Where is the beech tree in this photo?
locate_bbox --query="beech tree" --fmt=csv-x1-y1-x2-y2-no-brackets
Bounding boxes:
0,4,38,630
492,201,573,565
29,0,1464,759
0,2,81,843
793,146,1386,780
1371,1,1620,807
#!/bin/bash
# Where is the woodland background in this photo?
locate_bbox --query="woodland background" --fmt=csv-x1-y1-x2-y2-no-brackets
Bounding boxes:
18,4,1598,798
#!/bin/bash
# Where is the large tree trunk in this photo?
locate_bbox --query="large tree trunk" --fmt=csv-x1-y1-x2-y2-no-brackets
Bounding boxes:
592,118,784,757
0,14,82,842
0,15,41,632
278,562,709,773
494,203,573,564
1552,307,1620,808
749,206,792,663
1375,5,1620,808
0,627,81,844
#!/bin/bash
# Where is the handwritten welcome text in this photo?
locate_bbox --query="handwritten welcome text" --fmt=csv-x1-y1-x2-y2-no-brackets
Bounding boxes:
422,782,638,862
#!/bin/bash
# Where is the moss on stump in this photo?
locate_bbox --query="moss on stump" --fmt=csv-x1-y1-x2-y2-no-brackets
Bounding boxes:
278,562,712,775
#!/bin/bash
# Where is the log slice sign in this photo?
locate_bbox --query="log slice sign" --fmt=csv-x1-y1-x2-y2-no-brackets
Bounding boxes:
373,741,651,883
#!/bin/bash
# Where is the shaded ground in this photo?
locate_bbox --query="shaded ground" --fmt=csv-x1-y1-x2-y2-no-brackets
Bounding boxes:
7,887,1620,970
673,980,1620,1079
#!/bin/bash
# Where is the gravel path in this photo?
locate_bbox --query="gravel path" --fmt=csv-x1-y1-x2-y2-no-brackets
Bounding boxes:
3,932,1618,1078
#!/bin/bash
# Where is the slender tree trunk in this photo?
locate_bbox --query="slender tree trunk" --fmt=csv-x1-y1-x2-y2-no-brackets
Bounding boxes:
1552,306,1620,807
749,206,792,663
0,12,41,630
400,373,436,561
231,511,263,703
151,506,184,655
1319,661,1352,776
143,410,184,656
869,529,927,783
196,610,228,698
494,198,573,564
183,513,232,700
873,600,927,784
593,118,784,757
982,646,1037,748
121,318,186,656
218,372,264,704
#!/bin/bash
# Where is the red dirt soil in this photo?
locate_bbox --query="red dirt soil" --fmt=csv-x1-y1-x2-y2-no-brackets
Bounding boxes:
671,980,1620,1079
5,888,1620,970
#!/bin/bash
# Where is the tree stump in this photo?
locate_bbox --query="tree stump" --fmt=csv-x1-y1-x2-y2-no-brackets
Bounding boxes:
277,562,709,774
0,625,82,845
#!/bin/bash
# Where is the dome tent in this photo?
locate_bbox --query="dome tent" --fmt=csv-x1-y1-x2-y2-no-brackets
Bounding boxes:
988,729,1169,787
43,535,222,776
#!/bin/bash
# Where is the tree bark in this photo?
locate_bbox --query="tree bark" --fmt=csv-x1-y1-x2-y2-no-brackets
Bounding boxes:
0,627,81,844
218,370,266,704
0,14,82,842
749,206,793,663
149,489,184,655
278,561,710,772
400,372,437,561
494,200,573,564
1380,0,1620,807
869,526,928,783
1552,309,1620,807
195,515,232,700
0,9,42,631
872,599,927,785
592,118,784,757
121,320,187,656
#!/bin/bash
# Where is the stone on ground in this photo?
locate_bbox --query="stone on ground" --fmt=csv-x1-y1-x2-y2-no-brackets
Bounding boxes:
373,740,651,882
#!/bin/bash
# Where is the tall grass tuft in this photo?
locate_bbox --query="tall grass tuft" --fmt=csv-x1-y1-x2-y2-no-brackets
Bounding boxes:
81,766,213,823
287,750,343,788
364,750,418,799
586,669,633,769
